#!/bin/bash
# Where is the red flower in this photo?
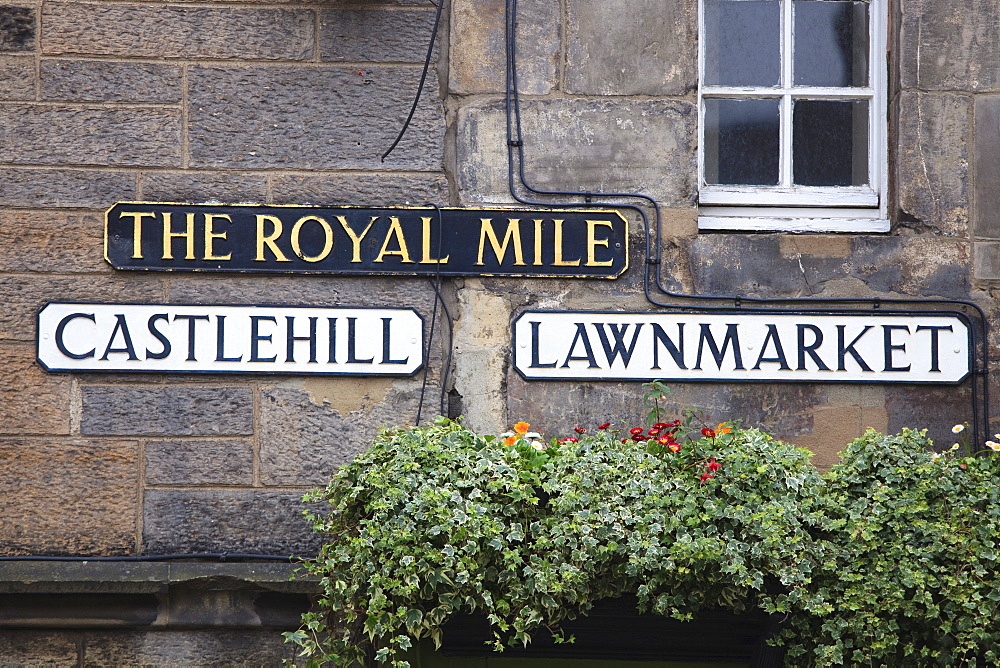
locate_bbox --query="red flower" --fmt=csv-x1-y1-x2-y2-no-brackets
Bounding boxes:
668,443,681,453
707,457,722,473
701,428,716,438
700,473,714,483
657,436,672,445
631,434,649,442
648,428,660,436
630,427,644,435
653,422,669,430
574,427,587,434
597,422,611,430
564,436,578,443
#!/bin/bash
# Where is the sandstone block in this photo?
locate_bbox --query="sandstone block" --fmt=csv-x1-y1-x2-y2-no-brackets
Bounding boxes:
974,241,1000,280
0,209,107,272
0,168,135,209
0,54,34,98
187,66,444,171
0,631,78,666
40,60,182,103
41,4,313,60
142,489,321,556
145,439,254,486
900,0,1000,92
0,439,138,555
897,92,970,234
456,97,697,206
320,8,439,63
0,6,33,52
0,343,70,435
0,105,182,167
138,171,268,205
566,0,697,96
270,172,448,206
83,630,298,667
974,96,1000,239
81,386,254,436
449,0,559,95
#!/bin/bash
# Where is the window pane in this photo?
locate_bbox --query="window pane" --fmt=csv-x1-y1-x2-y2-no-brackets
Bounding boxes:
704,0,781,86
704,98,781,186
792,99,869,186
794,1,869,87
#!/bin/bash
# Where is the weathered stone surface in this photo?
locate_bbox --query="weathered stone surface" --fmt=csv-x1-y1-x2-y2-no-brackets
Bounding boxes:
258,381,422,485
456,97,697,206
188,66,443,171
40,60,182,102
974,95,1000,239
897,92,970,234
0,54,34,98
0,274,163,341
886,384,974,450
974,241,1000,280
0,105,182,167
0,168,135,208
139,171,268,204
143,490,321,555
0,439,138,555
145,439,254,486
451,284,510,434
566,0,696,96
449,0,559,95
0,6,33,52
41,4,313,60
0,209,107,272
82,386,254,436
83,630,298,667
0,631,78,666
687,235,971,300
319,8,439,63
0,343,71,435
271,172,448,206
900,0,1000,91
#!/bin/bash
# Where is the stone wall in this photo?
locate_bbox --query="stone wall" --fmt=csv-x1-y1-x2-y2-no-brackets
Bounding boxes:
2,0,1000,662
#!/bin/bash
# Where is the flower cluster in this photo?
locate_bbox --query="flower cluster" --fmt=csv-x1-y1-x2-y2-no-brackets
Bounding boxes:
500,421,546,450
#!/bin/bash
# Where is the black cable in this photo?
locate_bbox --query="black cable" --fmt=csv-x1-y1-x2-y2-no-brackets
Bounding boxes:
381,0,446,162
503,0,990,448
416,204,449,425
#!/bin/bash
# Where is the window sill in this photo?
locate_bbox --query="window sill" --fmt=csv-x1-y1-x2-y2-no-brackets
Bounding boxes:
698,209,889,233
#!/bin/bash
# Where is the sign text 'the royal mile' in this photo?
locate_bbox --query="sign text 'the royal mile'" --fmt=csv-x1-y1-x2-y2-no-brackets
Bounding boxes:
104,202,629,278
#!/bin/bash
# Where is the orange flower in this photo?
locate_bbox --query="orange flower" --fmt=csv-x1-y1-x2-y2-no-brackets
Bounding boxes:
716,422,732,434
504,435,518,446
513,421,530,435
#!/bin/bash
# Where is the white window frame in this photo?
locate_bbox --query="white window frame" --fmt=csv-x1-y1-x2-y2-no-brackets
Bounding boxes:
697,0,888,233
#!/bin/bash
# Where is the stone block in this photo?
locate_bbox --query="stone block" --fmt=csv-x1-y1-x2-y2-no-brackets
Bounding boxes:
0,54,34,98
0,439,138,555
0,631,78,666
81,386,254,437
456,97,697,206
0,343,71,435
886,384,974,450
0,168,135,209
319,8,439,63
849,236,970,299
0,274,163,341
0,105,182,167
142,489,321,556
897,92,970,234
974,241,1000,280
974,95,1000,239
449,0,559,95
41,4,313,60
271,172,448,206
0,210,107,272
187,65,444,171
566,0,696,96
145,439,254,486
83,630,298,667
258,382,423,485
0,6,33,52
900,0,1000,92
138,171,268,205
40,60,182,103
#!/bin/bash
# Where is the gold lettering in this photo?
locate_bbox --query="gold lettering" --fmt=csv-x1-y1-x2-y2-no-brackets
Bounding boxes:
533,219,544,266
552,219,580,267
337,215,378,263
419,216,450,264
203,214,233,261
162,212,195,260
119,211,155,259
373,216,413,263
476,218,525,266
255,215,290,262
290,215,334,263
585,219,614,267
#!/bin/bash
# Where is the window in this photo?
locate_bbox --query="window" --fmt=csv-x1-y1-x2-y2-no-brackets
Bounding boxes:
698,0,887,232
